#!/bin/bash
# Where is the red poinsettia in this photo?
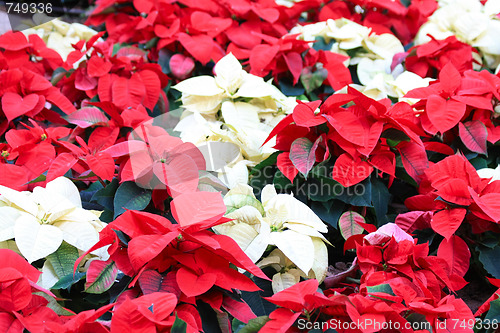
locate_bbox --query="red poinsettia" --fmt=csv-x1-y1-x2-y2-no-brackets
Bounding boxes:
266,88,427,187
405,63,498,136
74,191,268,330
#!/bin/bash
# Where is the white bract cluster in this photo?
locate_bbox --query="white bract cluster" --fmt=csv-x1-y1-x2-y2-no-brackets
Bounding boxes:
23,18,101,65
213,184,329,293
0,177,107,264
415,0,500,69
292,18,431,101
173,53,296,188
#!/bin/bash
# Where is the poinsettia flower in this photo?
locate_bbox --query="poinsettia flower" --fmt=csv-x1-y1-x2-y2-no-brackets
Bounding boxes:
0,177,106,263
364,223,414,245
173,53,278,114
213,184,329,281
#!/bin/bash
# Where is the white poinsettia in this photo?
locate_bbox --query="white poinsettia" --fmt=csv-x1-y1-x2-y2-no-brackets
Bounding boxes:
23,18,101,64
415,0,500,69
213,184,329,285
292,18,404,66
0,177,107,263
173,53,294,115
173,53,296,188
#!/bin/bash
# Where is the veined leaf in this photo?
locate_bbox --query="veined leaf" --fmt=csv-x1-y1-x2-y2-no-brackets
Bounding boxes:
85,260,119,294
45,241,80,279
51,272,86,290
458,121,488,155
64,107,109,128
437,235,470,278
289,137,321,179
234,316,271,333
338,211,365,240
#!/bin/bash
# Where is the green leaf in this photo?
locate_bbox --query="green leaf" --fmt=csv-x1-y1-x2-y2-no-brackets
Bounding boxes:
91,178,119,211
45,242,80,279
366,284,394,295
310,200,345,228
371,178,390,225
300,67,328,93
250,153,279,199
85,260,119,294
250,152,279,176
273,169,292,192
337,177,373,207
113,181,152,218
113,229,131,246
312,36,334,51
479,245,500,278
278,77,305,96
234,316,271,333
51,272,86,290
25,173,47,185
339,211,365,240
469,157,488,170
485,298,500,323
171,313,188,333
241,272,276,317
33,292,74,316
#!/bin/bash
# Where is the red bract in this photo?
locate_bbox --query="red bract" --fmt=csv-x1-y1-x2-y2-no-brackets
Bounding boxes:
46,126,120,182
0,249,113,333
266,88,427,186
110,123,205,196
57,40,168,115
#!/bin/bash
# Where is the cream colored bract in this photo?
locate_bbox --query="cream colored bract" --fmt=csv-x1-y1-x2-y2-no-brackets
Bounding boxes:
0,177,106,263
